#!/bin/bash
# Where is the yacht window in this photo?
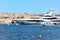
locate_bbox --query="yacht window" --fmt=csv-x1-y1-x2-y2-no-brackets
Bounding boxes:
43,17,57,19
47,17,57,19
53,20,60,22
27,20,44,22
39,20,44,22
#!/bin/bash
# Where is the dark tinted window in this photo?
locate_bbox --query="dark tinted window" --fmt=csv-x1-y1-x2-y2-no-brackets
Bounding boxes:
43,17,57,19
53,20,60,22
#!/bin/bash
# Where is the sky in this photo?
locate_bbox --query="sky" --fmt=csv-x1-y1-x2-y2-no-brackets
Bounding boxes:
0,0,60,14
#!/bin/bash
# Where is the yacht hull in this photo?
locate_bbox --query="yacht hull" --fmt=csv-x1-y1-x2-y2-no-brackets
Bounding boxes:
12,20,41,25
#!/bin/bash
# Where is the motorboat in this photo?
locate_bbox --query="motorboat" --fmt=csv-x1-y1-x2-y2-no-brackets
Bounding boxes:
12,9,60,26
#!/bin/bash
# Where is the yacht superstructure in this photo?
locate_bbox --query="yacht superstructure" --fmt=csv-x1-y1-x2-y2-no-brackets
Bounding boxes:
40,9,60,26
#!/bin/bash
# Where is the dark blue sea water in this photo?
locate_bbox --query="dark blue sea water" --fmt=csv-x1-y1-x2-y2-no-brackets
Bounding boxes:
0,24,60,40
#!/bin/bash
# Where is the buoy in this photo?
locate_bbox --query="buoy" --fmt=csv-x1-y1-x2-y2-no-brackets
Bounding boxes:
38,34,42,39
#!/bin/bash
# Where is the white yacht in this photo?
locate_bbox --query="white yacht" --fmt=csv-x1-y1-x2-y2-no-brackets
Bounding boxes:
12,9,60,25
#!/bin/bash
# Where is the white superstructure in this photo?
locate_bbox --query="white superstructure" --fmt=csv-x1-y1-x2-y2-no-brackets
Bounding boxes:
40,9,60,26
